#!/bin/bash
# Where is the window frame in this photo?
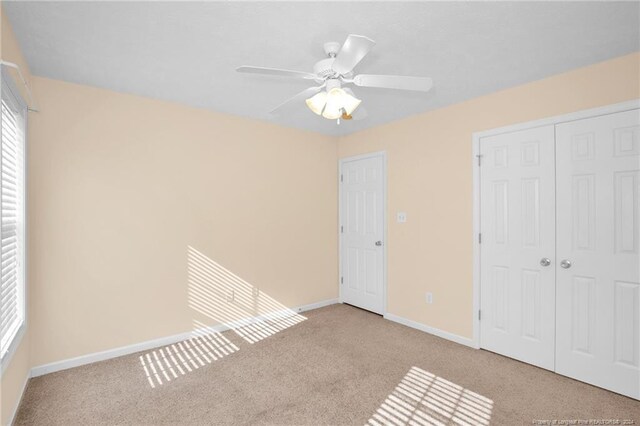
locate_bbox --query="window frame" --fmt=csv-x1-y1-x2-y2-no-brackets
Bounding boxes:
0,67,28,376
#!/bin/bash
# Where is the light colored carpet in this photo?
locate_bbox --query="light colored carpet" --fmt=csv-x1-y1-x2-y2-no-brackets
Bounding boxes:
15,304,640,425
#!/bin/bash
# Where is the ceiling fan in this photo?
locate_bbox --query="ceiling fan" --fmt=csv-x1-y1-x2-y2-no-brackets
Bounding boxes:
236,34,433,123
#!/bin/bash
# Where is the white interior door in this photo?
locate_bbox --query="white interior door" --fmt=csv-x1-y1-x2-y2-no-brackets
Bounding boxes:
480,125,556,370
555,109,640,399
340,153,385,315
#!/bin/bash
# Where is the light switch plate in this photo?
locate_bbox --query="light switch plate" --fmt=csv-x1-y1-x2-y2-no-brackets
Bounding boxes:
397,212,407,223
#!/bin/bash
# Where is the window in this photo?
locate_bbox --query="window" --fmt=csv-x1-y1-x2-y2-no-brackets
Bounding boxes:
0,70,26,363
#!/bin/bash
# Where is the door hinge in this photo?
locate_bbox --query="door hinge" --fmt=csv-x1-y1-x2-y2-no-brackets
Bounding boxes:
478,310,481,321
340,174,343,182
341,277,343,284
341,225,343,233
476,154,482,166
478,233,482,244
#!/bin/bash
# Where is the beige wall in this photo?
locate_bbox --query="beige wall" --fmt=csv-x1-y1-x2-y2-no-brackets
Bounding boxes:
338,52,640,339
27,76,338,367
0,6,33,426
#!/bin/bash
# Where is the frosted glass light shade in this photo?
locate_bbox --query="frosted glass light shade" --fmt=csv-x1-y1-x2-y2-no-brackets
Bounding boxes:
305,92,327,115
306,87,362,120
339,89,362,115
322,88,361,119
321,89,343,119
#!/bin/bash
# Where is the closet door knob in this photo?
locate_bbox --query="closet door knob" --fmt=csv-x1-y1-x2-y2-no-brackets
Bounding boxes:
540,258,551,267
560,259,572,269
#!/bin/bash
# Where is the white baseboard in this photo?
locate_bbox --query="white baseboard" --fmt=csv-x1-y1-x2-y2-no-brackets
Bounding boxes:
384,313,478,349
293,298,338,314
7,369,30,426
31,298,338,378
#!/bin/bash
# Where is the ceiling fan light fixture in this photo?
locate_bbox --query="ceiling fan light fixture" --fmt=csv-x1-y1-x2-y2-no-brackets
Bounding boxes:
322,94,342,120
238,34,434,121
320,87,361,120
305,91,327,115
341,88,362,115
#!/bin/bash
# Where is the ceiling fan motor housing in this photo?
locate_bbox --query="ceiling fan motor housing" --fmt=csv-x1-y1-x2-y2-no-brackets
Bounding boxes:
325,79,341,91
313,58,337,79
312,41,342,79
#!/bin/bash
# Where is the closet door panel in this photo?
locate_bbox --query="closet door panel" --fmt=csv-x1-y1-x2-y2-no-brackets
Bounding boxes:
556,108,640,400
479,125,556,370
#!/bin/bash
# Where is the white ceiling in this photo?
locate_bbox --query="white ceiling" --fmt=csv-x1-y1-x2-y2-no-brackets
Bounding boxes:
5,1,639,136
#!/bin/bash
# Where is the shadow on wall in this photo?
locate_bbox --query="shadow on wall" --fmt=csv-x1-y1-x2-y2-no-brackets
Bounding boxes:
368,366,493,426
187,246,307,344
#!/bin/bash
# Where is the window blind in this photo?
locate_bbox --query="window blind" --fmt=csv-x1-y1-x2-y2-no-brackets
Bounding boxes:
0,78,25,359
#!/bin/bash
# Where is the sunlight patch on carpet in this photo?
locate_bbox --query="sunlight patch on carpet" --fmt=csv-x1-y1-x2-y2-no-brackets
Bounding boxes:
139,328,239,388
368,366,493,426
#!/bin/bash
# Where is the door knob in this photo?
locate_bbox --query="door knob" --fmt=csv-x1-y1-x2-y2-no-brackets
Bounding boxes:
375,241,383,246
540,258,551,267
560,259,572,269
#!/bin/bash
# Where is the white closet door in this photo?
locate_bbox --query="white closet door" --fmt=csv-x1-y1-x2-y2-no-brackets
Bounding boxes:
556,109,640,399
480,125,556,370
340,154,385,315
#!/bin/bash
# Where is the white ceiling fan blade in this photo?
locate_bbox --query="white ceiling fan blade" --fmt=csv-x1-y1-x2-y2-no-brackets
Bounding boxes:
331,35,376,75
237,66,317,80
269,85,325,114
353,74,433,92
